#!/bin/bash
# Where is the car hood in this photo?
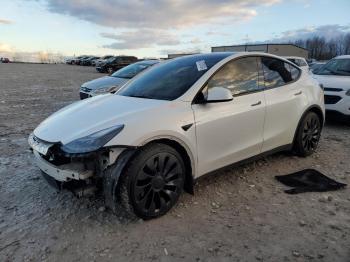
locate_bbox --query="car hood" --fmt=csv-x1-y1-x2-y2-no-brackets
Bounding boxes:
34,94,167,144
82,76,128,91
312,74,350,91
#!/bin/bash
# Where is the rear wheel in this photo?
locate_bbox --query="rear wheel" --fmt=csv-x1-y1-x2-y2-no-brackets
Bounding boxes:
117,143,185,219
294,111,321,157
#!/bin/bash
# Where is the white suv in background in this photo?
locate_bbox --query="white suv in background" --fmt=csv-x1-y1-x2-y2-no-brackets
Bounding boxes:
313,55,350,121
29,53,324,219
284,56,309,72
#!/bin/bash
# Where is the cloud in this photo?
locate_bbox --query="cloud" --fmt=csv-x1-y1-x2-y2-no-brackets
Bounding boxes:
44,0,280,29
0,43,14,52
267,24,350,42
101,29,180,50
0,19,13,25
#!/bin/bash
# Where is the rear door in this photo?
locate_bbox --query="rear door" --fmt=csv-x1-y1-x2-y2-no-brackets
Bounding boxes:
192,56,266,176
259,56,304,152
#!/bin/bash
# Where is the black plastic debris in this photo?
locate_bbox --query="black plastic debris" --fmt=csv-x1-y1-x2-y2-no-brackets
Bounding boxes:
275,169,347,194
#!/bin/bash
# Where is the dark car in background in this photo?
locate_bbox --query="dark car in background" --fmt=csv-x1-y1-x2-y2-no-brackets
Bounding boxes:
80,60,159,99
93,55,114,67
96,55,138,74
74,55,90,65
0,57,10,63
81,56,100,66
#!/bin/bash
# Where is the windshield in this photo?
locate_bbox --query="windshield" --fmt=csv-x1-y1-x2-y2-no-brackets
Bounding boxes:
118,54,231,100
315,58,350,76
111,63,152,79
105,57,115,62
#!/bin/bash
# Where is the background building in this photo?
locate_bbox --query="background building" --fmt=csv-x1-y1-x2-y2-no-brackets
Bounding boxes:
211,44,308,58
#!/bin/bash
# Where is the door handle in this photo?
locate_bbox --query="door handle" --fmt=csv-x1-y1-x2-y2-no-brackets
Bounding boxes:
251,101,262,106
294,91,302,96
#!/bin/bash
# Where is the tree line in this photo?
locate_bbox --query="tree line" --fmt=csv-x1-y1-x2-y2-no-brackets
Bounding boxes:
292,33,350,60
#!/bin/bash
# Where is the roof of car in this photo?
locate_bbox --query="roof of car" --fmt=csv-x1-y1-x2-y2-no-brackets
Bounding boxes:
173,52,235,61
282,56,306,60
137,60,160,65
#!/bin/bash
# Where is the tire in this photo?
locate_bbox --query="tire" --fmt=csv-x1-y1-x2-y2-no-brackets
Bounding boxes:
294,111,321,157
107,67,113,74
117,143,185,220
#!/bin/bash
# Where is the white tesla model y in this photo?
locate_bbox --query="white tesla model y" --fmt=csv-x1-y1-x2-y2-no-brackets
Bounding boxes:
29,52,325,219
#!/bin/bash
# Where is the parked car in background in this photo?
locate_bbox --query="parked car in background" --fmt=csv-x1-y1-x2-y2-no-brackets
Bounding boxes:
81,56,100,66
312,55,350,121
284,56,309,71
96,56,138,74
75,55,90,65
310,62,326,74
80,60,159,99
29,52,324,219
0,57,10,63
70,55,87,65
93,55,114,67
65,57,75,65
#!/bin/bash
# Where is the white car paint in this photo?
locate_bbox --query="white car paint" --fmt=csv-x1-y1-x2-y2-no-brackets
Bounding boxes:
31,52,324,182
312,55,350,117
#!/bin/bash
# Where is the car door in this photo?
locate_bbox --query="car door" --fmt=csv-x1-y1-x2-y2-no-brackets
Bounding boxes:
259,56,304,152
192,57,266,176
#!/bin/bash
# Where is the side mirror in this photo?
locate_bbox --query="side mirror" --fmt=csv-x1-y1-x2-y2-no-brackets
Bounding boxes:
205,86,233,103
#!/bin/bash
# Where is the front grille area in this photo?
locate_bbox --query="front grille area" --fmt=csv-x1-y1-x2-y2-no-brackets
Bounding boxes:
79,92,90,100
324,87,343,92
324,95,342,104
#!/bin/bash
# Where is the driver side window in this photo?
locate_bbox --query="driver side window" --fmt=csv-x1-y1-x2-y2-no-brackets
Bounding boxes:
205,57,260,96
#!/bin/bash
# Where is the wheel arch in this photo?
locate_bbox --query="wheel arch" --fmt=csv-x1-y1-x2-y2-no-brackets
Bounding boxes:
292,104,324,146
140,137,195,195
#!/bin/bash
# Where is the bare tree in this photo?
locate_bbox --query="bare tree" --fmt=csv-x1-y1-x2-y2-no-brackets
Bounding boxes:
294,33,350,60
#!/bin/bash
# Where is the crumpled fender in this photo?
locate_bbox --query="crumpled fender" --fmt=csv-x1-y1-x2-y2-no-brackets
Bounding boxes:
103,148,136,212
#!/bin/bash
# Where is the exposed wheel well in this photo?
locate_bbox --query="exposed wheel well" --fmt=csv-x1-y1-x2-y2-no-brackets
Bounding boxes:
142,138,194,194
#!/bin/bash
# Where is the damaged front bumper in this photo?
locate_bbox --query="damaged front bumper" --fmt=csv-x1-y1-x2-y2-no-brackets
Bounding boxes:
32,150,94,182
28,133,127,187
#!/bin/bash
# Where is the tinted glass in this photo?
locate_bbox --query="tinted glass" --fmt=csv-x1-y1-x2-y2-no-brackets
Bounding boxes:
262,57,295,88
298,59,307,66
118,54,232,100
287,63,300,80
205,57,260,96
315,58,350,76
111,63,152,79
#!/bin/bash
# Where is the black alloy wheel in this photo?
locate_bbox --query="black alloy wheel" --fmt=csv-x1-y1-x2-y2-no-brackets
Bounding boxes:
114,143,185,219
131,152,184,217
295,111,321,156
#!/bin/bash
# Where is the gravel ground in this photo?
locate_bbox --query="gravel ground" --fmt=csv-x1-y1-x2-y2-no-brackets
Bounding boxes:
0,63,349,262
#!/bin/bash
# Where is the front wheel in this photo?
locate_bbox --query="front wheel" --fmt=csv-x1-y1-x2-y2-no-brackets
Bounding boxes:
116,143,185,219
294,111,322,157
107,67,114,74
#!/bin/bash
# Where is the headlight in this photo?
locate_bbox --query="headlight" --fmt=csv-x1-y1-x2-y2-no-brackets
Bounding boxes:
61,125,124,154
93,86,118,94
346,89,350,96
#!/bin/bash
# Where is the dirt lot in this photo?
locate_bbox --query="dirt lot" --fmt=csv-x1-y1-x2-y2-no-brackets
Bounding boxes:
0,63,349,262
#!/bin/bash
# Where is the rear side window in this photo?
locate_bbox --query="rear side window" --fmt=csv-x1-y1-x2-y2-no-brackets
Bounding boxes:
287,63,300,80
206,57,260,96
261,57,300,89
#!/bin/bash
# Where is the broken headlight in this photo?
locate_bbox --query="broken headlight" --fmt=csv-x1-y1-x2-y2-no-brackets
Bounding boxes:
61,125,124,154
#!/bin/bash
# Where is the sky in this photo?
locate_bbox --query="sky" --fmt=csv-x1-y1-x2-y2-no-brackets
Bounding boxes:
0,0,349,60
